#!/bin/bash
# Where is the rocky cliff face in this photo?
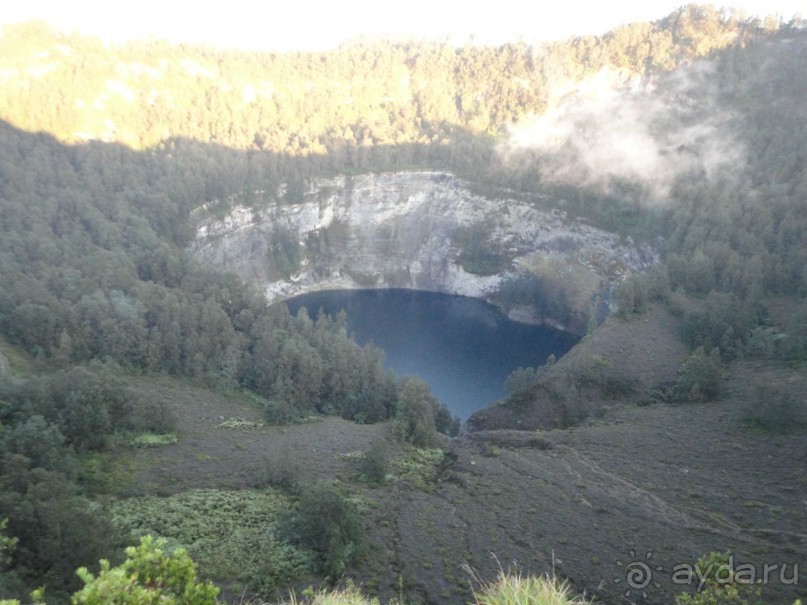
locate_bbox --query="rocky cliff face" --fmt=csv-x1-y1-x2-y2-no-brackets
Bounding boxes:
191,172,656,333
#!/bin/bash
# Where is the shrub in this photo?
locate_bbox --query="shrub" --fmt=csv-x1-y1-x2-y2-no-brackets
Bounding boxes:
126,432,178,448
505,367,540,395
258,446,301,490
360,440,390,484
674,347,723,402
571,355,636,399
71,535,219,605
264,398,299,425
283,483,366,578
741,384,805,433
674,551,761,605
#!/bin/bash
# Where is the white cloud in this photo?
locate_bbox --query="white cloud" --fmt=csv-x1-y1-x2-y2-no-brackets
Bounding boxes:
500,65,745,201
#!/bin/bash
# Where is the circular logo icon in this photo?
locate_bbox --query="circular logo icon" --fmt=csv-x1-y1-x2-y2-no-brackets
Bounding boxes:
614,550,663,601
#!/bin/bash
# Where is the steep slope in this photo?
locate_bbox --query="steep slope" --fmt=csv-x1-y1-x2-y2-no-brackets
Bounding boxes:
192,172,657,333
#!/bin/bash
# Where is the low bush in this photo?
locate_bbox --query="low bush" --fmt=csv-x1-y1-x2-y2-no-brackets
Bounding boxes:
675,551,762,605
741,384,805,433
571,355,636,399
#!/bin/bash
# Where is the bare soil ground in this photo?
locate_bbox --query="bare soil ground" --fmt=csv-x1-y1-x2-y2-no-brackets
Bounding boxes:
108,378,392,494
113,358,806,605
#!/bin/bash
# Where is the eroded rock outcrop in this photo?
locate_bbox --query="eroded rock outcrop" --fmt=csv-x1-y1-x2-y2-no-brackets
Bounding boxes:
192,172,656,333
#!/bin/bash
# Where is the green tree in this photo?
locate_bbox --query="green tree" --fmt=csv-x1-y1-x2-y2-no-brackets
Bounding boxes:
0,470,124,594
505,367,539,395
360,439,390,484
615,274,649,318
674,347,723,403
284,483,365,578
395,378,439,447
0,518,17,568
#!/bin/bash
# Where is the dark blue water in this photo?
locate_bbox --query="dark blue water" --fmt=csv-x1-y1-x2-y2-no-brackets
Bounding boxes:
286,289,579,420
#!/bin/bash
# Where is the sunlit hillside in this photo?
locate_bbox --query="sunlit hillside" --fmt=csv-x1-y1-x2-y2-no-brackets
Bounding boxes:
0,7,790,152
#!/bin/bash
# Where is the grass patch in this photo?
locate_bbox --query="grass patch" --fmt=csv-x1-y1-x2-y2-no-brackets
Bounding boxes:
126,432,178,447
282,582,398,605
390,448,444,490
215,417,267,430
468,568,591,605
336,451,366,462
112,488,309,593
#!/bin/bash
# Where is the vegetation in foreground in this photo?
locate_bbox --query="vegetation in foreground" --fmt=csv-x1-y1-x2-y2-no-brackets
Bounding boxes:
7,538,798,605
0,537,594,605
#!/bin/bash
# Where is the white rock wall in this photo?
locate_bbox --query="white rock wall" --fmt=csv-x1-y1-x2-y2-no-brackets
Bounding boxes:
191,172,657,332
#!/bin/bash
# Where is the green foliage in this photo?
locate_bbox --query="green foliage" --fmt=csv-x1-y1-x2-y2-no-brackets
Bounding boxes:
390,448,444,491
395,378,440,447
496,274,570,325
281,582,391,605
0,469,125,595
615,274,649,318
112,489,308,591
680,292,757,361
0,364,175,452
257,446,302,491
126,432,178,448
392,377,459,443
0,589,45,605
674,551,762,605
71,536,219,605
741,384,805,433
0,519,17,568
674,347,723,403
454,220,510,276
505,367,540,395
266,225,304,279
360,439,390,484
0,17,806,602
504,367,540,408
570,355,636,399
282,483,366,578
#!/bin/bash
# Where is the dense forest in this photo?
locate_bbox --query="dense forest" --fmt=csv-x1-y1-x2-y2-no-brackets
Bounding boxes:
0,5,806,603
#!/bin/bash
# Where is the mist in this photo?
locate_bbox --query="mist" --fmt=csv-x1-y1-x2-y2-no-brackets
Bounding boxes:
500,63,746,202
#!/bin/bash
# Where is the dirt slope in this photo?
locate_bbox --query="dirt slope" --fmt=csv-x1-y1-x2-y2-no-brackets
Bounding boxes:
112,369,806,605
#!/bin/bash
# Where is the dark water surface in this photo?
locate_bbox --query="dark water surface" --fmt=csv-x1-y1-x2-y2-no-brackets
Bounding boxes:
286,289,579,420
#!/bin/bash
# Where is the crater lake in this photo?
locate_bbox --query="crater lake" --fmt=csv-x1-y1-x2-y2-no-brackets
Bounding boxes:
285,289,579,421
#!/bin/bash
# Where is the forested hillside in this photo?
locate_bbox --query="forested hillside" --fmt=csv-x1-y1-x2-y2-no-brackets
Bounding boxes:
0,7,781,152
0,5,806,603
